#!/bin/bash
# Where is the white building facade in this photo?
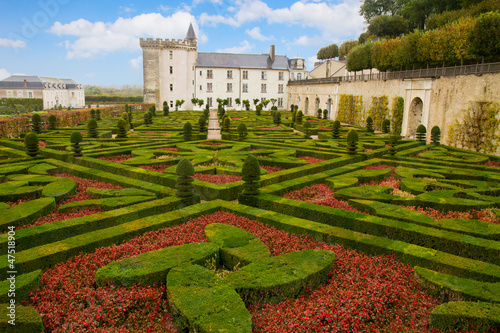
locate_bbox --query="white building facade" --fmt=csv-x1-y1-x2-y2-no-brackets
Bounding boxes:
140,24,307,110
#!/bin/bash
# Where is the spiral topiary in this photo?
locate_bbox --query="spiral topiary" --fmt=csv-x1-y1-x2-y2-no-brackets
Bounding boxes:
366,116,374,132
431,126,441,145
388,134,398,156
241,155,261,195
122,112,128,121
175,158,195,198
346,129,358,155
303,121,311,139
332,120,341,139
90,109,96,119
237,123,248,141
87,119,98,138
70,131,83,157
116,119,128,139
183,122,192,141
48,115,57,130
416,124,426,142
31,113,42,133
296,110,303,124
198,115,207,132
24,132,39,157
382,119,391,134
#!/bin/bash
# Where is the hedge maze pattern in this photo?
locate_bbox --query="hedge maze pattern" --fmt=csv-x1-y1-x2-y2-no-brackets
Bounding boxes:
0,108,499,332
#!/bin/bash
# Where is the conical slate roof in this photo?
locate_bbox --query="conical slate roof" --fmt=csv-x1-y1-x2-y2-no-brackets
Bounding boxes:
186,23,196,40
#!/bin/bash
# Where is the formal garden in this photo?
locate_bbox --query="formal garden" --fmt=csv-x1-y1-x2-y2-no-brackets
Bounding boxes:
0,104,499,332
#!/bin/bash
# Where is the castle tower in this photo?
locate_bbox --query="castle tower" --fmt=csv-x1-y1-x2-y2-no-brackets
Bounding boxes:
140,23,198,109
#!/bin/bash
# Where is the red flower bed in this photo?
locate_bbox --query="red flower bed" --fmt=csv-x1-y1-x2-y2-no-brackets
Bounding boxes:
193,173,241,184
363,164,396,175
199,142,225,146
29,212,438,332
138,164,172,173
261,165,286,173
359,176,401,189
158,148,179,152
298,156,325,164
484,160,500,168
98,154,132,163
283,184,361,213
404,206,499,224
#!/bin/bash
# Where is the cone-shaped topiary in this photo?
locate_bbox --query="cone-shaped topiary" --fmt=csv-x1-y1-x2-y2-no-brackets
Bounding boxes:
96,109,101,120
48,115,57,130
127,110,133,129
303,121,311,139
31,113,42,133
198,115,207,132
70,131,83,157
276,112,281,125
87,119,99,138
149,105,156,117
366,116,374,132
382,119,391,134
222,117,230,132
183,122,192,141
323,109,328,119
148,111,154,124
175,158,195,198
143,112,150,125
255,104,262,116
122,112,128,121
163,101,169,116
237,123,247,140
346,129,358,155
332,120,341,139
241,155,261,195
431,126,441,145
296,110,303,124
24,132,39,157
90,109,96,119
203,106,209,118
388,134,398,156
416,124,426,141
116,119,128,139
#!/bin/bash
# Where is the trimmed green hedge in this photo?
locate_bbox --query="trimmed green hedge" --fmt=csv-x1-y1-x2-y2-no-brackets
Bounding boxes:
0,197,56,231
57,195,155,213
0,270,42,303
0,304,43,333
430,301,500,332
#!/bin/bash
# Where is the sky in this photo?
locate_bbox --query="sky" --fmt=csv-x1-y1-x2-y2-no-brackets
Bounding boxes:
0,0,366,86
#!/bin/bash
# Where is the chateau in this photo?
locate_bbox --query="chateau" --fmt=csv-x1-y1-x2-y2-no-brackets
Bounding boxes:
0,75,85,109
140,24,307,110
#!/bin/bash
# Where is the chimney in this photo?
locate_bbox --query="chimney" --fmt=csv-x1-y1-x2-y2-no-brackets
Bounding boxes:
24,79,27,87
269,45,275,63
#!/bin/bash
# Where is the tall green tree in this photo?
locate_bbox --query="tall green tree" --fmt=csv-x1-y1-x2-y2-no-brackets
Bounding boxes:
360,0,402,22
339,40,359,58
367,15,409,38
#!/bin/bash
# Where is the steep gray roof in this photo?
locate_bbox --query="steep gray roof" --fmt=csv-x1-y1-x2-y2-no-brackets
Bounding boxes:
0,75,44,89
186,23,196,40
197,52,290,70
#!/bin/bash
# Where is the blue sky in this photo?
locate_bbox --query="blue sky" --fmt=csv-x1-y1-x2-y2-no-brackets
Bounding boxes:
0,0,365,86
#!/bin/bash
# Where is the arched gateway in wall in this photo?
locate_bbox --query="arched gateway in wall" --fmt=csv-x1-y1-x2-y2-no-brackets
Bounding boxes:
407,97,423,138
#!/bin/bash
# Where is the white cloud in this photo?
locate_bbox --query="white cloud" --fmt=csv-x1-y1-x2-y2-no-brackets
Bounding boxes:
129,55,143,71
85,73,96,78
0,68,11,80
199,0,363,41
246,27,273,41
49,11,202,59
0,38,26,48
293,35,324,46
307,55,319,70
216,40,254,53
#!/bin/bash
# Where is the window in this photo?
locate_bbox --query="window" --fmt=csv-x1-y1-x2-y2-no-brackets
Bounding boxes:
279,71,284,80
207,97,213,107
200,85,203,91
170,84,173,91
207,70,213,79
261,71,267,80
297,73,302,80
278,98,283,108
227,83,232,93
261,84,267,93
242,83,248,93
17,91,23,98
227,98,232,107
28,91,33,98
200,70,203,76
170,66,173,74
7,90,13,98
169,51,173,59
207,83,213,92
227,70,232,79
242,70,248,80
278,84,284,94
71,92,75,96
170,101,174,108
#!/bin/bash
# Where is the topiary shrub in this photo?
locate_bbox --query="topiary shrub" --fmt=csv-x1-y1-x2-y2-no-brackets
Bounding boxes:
388,134,398,156
48,115,57,130
416,124,427,141
382,119,391,134
96,109,101,120
256,104,262,116
183,122,192,141
90,109,96,119
31,113,42,133
292,110,297,123
431,126,441,145
149,105,156,117
346,129,358,155
122,112,128,122
198,115,207,132
116,119,128,139
237,123,248,141
87,119,98,138
323,109,328,119
24,132,39,157
163,101,169,116
317,108,322,118
366,116,374,132
303,121,311,139
223,117,230,132
332,120,341,139
70,131,83,157
204,105,209,118
241,155,261,195
296,110,303,124
143,112,150,125
276,112,281,126
175,158,195,198
127,110,133,130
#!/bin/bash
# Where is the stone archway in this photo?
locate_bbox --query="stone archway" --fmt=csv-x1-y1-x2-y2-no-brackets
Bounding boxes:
408,97,423,138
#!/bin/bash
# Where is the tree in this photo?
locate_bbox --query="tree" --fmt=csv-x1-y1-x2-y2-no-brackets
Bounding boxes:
367,15,409,39
235,98,241,106
317,43,339,60
262,100,270,109
339,40,359,58
183,122,192,141
270,98,277,106
346,42,374,72
468,11,500,62
163,101,169,116
359,0,402,22
198,99,204,107
175,99,185,110
253,98,260,107
191,98,199,107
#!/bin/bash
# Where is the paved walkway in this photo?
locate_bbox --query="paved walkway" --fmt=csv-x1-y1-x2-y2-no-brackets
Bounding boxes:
207,110,221,140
